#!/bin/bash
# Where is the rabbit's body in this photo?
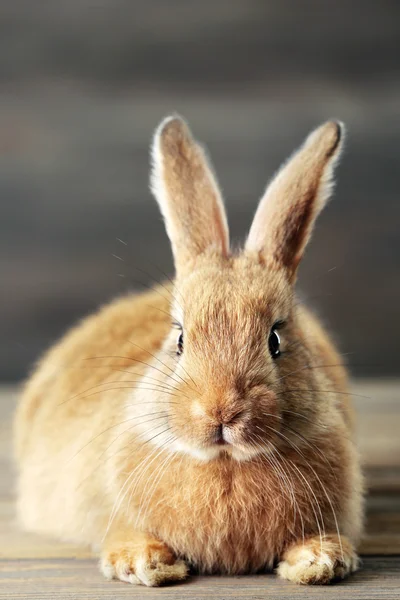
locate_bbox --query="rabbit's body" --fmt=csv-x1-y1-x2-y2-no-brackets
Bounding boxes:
15,288,172,544
15,117,363,586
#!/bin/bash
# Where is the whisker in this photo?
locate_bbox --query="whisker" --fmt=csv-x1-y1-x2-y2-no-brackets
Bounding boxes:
167,354,198,390
74,413,171,492
278,388,371,400
135,449,176,527
281,409,316,424
58,385,182,407
253,435,304,541
273,363,349,386
60,379,184,406
142,258,185,304
127,341,197,393
112,249,184,311
131,264,183,311
72,364,186,398
281,423,337,478
66,413,169,464
82,355,185,388
257,422,343,559
145,303,177,320
105,432,175,540
75,364,179,389
283,456,325,554
256,419,335,478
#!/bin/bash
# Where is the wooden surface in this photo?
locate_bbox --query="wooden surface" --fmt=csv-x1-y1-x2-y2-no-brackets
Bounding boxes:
1,382,400,598
1,558,399,600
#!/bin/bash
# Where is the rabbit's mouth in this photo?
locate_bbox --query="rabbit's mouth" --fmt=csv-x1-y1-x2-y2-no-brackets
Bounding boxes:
172,433,261,462
215,438,228,446
201,431,268,462
171,411,279,462
214,424,230,446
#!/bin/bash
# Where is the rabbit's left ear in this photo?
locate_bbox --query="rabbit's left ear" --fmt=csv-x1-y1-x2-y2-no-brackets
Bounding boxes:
151,116,229,276
246,121,344,282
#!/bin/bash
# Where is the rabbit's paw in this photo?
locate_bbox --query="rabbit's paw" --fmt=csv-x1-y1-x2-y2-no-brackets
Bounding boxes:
277,534,359,585
100,538,188,587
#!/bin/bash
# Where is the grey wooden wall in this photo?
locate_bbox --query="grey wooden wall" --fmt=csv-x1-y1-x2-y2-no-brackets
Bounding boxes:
1,0,399,380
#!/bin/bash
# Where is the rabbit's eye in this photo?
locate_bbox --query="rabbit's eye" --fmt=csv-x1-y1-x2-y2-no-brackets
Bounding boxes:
176,332,184,356
268,328,281,358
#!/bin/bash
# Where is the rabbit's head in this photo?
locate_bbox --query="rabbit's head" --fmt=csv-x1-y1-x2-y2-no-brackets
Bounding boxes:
140,116,344,462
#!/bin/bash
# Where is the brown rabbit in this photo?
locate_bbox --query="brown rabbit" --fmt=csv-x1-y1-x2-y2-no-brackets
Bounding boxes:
14,116,363,587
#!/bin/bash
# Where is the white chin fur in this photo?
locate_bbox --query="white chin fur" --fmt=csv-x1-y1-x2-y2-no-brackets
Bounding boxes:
173,439,261,463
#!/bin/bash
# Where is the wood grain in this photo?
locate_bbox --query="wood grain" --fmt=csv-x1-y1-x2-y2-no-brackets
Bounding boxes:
1,382,400,597
0,558,399,599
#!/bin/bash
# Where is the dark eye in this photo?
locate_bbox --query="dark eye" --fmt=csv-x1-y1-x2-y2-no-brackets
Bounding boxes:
176,332,184,356
268,328,281,358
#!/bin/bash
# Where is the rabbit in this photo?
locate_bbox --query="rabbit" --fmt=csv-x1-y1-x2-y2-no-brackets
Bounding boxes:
14,116,364,587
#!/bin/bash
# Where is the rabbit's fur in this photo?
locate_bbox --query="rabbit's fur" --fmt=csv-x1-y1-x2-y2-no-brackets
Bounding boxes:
14,117,363,586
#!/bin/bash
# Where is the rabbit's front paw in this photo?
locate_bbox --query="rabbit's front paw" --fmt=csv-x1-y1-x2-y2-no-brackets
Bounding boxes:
100,538,188,587
277,534,359,585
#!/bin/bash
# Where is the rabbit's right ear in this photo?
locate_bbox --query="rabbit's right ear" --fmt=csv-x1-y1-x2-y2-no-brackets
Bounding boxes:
245,121,344,283
151,116,229,277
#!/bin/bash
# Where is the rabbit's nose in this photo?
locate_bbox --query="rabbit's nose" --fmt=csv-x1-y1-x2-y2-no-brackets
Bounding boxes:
215,407,246,426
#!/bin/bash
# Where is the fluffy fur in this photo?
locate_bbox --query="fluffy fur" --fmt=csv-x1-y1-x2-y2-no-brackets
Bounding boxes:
14,116,364,587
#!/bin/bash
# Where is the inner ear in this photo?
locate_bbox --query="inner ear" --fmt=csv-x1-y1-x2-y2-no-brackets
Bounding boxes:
245,121,344,281
150,116,229,276
279,184,319,274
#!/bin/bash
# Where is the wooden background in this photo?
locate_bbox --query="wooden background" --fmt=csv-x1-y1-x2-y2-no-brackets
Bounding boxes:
1,0,400,380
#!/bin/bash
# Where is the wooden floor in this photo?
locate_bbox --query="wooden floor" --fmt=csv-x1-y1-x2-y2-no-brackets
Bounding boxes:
1,382,400,599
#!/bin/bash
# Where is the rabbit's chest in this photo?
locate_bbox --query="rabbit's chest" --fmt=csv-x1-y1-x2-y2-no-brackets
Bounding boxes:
142,459,300,574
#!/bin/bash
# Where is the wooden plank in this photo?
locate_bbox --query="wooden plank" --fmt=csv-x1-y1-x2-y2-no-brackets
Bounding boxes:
362,500,400,555
0,557,399,599
353,381,400,470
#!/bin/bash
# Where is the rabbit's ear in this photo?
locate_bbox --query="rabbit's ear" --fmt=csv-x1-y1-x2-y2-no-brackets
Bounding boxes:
151,115,229,276
246,121,344,282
